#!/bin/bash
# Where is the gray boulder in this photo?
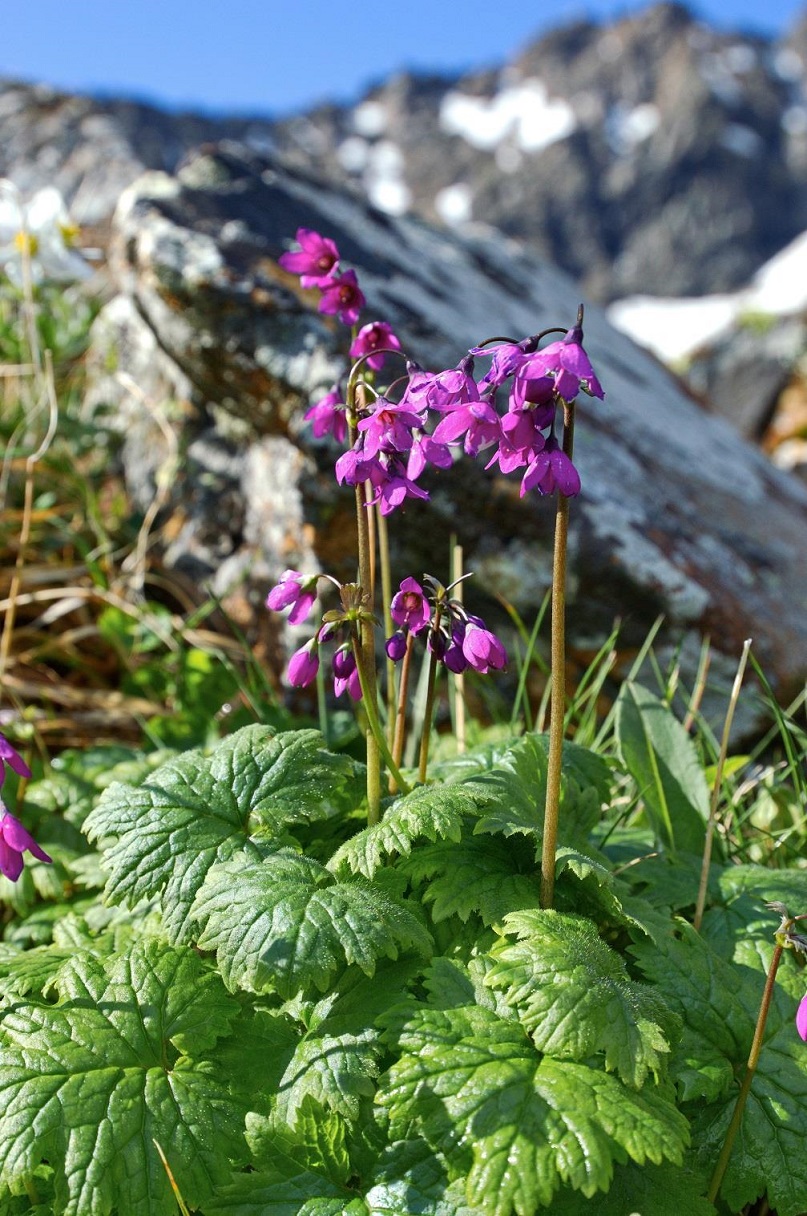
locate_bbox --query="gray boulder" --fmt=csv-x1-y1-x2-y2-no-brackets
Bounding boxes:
84,143,807,720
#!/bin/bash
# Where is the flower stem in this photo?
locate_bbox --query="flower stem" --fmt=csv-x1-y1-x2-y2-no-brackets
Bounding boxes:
352,631,411,801
540,402,575,909
707,940,784,1204
376,507,397,751
391,631,416,785
418,648,440,785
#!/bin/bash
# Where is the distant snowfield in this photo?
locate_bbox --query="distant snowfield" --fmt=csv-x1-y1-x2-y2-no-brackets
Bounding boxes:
608,229,807,363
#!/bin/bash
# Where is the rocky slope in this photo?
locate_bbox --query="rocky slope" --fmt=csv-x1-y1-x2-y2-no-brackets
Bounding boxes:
80,145,807,720
3,2,807,302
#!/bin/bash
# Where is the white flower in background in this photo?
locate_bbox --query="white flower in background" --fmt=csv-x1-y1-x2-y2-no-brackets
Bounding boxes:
0,182,91,284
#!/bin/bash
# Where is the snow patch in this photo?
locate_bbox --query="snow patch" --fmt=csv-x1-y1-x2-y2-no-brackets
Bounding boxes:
439,79,577,154
353,100,388,137
608,227,807,363
365,141,410,216
607,295,739,363
435,183,473,225
337,137,370,173
607,102,660,153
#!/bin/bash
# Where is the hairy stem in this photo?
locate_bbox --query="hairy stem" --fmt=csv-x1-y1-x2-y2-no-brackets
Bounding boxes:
417,648,440,785
540,402,575,909
352,631,411,800
391,631,416,787
707,941,783,1203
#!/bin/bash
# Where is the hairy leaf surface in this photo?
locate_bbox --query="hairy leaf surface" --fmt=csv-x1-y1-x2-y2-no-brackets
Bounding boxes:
193,853,431,998
634,925,807,1216
84,727,361,942
487,910,675,1086
378,1004,689,1215
0,940,247,1216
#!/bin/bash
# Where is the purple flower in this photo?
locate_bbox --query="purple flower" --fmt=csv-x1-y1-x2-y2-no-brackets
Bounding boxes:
390,577,431,635
365,456,430,515
432,399,501,458
278,228,340,288
318,270,366,326
525,325,604,403
462,619,507,673
405,356,479,412
509,361,556,413
266,570,318,626
797,993,807,1041
357,398,423,459
0,809,52,882
386,630,408,662
287,642,320,688
406,433,453,479
520,437,581,498
471,342,529,389
349,321,402,372
305,388,347,443
486,411,547,475
335,443,378,487
0,734,31,788
332,646,362,700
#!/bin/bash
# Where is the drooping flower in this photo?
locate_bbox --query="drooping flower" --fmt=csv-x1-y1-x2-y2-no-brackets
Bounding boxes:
332,646,362,700
797,993,807,1041
357,398,423,459
278,228,340,287
431,398,501,459
287,642,320,687
0,182,90,284
390,577,431,635
520,436,581,498
318,270,366,326
462,617,508,673
0,734,31,787
386,630,408,662
305,387,348,443
523,323,604,403
349,321,402,372
266,570,319,625
0,808,52,882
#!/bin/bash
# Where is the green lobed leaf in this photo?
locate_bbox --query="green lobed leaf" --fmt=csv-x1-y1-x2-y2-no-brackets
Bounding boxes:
634,925,807,1216
193,853,431,998
486,910,676,1087
0,939,248,1216
377,1004,689,1215
401,834,541,926
614,682,709,856
329,783,470,879
365,1138,477,1215
275,958,421,1121
84,726,362,942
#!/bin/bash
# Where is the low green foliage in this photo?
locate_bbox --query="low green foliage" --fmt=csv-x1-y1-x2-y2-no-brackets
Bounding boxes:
2,705,806,1215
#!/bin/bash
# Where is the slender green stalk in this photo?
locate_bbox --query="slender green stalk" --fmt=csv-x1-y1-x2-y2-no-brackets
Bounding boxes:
707,939,783,1203
417,648,440,785
693,638,752,931
376,507,397,749
451,538,467,755
391,631,415,791
348,383,384,822
540,402,575,909
351,631,411,799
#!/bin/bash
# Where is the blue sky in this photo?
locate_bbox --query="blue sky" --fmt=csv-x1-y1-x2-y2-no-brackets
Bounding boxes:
2,0,805,117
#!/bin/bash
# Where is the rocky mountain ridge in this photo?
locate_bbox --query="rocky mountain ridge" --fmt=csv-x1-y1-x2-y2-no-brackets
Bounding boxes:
3,1,807,302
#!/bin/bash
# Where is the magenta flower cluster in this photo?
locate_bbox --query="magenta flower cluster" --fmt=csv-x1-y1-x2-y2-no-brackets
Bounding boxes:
265,572,362,701
279,226,603,514
0,733,51,882
386,576,507,675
